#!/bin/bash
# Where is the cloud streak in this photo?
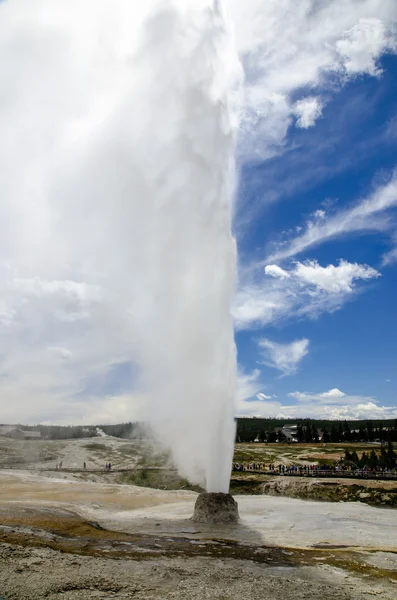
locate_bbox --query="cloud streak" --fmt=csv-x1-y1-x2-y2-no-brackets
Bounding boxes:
259,338,310,376
265,171,397,264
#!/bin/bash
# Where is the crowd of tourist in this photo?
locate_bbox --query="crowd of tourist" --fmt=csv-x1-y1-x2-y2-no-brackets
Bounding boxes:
232,462,397,476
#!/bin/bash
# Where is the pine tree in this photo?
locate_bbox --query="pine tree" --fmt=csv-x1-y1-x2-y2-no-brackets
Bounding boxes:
267,430,277,443
387,441,396,469
368,449,378,469
304,422,312,443
358,424,366,442
343,421,352,442
344,449,352,462
379,445,387,469
359,452,368,468
297,424,304,443
330,424,338,443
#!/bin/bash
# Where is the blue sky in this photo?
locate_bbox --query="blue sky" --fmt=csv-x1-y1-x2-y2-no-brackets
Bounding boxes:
0,0,396,425
233,13,397,419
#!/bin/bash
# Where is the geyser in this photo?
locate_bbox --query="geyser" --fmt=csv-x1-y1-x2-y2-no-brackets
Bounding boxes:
192,492,239,524
134,0,242,493
0,0,241,493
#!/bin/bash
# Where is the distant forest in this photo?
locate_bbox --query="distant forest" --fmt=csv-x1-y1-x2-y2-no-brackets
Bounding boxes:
6,418,397,442
236,417,397,443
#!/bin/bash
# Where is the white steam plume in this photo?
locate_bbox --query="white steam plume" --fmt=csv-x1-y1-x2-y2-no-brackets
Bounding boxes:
0,0,241,492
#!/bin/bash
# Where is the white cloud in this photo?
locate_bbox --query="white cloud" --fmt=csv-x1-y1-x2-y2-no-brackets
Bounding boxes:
258,338,309,376
227,1,397,160
264,264,290,279
312,209,326,219
288,388,370,406
236,398,281,418
293,259,380,293
335,18,396,77
294,96,323,129
237,369,262,401
236,370,283,417
238,386,397,419
237,399,397,420
386,379,391,383
235,379,397,421
234,259,379,329
266,171,397,263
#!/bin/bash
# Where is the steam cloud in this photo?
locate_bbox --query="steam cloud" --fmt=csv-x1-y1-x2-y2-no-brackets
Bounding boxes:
0,0,241,492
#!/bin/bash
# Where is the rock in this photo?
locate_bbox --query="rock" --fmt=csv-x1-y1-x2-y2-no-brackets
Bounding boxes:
359,492,370,499
192,493,239,525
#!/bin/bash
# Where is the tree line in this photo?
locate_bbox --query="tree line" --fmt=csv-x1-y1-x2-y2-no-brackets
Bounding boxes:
345,442,397,470
236,418,397,444
9,418,397,443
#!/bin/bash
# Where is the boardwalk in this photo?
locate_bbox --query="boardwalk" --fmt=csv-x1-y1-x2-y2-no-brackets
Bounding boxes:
233,466,397,482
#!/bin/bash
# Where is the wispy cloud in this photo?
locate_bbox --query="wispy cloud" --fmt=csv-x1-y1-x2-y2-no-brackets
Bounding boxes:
258,338,310,376
265,171,397,264
381,232,397,266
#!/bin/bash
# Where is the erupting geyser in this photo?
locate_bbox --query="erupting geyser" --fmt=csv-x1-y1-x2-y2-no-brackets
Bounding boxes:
0,0,241,494
192,492,239,524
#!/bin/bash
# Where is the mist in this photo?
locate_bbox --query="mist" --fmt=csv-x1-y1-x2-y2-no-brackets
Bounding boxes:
0,0,241,492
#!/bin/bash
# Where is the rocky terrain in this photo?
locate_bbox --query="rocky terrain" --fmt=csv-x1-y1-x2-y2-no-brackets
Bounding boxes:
0,466,396,599
0,437,396,598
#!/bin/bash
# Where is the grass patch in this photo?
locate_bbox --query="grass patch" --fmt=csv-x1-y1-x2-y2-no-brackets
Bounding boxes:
233,443,382,466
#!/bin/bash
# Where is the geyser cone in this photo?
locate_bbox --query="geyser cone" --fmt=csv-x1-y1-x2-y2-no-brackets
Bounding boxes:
192,492,239,525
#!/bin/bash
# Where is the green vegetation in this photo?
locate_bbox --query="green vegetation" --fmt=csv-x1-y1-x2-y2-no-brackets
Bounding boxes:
236,418,397,443
345,441,397,470
4,418,397,443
